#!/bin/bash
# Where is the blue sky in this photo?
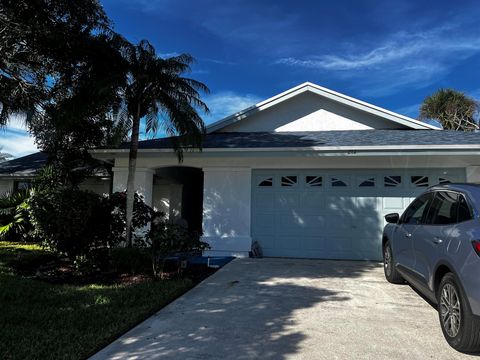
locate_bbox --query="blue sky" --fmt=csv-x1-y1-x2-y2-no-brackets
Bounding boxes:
2,0,480,157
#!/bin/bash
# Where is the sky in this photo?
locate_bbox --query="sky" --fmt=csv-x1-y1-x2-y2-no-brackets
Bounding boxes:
2,0,480,158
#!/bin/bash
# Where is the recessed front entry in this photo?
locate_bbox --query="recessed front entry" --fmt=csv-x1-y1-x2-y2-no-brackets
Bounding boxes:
251,169,465,260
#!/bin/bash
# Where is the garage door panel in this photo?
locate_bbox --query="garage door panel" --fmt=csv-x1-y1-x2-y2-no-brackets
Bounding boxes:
275,213,327,236
252,168,466,260
275,193,301,211
302,236,325,250
252,214,274,236
383,197,404,211
299,192,325,210
255,193,275,212
275,236,302,250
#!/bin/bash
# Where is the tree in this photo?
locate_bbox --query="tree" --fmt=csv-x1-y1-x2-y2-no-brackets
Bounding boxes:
120,40,209,247
419,89,479,131
0,0,126,125
0,0,130,185
29,107,131,186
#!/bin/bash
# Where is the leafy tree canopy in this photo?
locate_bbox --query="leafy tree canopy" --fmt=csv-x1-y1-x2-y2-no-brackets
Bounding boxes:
0,0,130,184
419,89,479,131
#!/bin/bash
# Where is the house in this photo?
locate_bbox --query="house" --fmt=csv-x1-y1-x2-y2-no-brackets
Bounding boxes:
4,82,480,260
0,152,112,195
89,82,480,260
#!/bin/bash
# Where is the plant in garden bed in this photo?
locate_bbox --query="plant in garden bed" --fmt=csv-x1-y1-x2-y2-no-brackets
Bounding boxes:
149,212,210,278
0,190,33,242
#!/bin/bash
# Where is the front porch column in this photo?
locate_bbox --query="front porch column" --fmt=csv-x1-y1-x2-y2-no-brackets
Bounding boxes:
112,167,154,206
202,167,252,257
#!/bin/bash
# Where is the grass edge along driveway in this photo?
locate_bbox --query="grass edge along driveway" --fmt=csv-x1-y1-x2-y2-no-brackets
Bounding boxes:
0,242,193,360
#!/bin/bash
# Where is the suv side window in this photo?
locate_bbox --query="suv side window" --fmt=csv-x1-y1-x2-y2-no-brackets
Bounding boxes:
457,195,473,223
402,193,433,225
425,191,458,225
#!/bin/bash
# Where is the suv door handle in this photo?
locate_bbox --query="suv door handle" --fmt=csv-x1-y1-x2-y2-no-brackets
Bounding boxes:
432,237,444,244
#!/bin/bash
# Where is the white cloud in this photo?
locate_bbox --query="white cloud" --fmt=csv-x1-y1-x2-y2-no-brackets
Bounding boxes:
158,51,181,58
275,25,480,96
0,129,38,158
203,91,262,124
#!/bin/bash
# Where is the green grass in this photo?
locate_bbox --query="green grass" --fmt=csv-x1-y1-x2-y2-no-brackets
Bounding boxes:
0,242,193,360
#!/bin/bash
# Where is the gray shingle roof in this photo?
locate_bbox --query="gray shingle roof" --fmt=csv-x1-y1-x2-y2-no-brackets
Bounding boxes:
0,152,48,176
0,152,111,177
124,130,480,149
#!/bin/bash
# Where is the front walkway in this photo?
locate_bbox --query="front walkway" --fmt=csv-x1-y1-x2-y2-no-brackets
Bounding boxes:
91,258,475,359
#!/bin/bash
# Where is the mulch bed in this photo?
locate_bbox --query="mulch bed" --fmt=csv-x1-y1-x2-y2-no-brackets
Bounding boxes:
32,258,217,286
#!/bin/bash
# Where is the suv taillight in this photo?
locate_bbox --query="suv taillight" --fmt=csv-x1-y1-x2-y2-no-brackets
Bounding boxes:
472,241,480,256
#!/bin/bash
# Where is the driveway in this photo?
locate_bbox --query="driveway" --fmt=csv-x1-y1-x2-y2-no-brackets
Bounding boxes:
91,258,477,359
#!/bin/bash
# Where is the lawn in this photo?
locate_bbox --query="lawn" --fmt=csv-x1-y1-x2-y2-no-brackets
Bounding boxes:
0,242,193,360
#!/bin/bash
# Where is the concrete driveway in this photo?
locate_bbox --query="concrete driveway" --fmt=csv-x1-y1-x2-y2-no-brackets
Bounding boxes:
91,258,477,359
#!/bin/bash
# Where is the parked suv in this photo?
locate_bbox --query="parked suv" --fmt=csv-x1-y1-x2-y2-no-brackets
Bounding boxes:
383,183,480,352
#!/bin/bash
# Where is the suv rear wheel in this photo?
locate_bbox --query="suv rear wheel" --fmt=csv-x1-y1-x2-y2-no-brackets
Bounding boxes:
438,273,480,352
383,241,403,284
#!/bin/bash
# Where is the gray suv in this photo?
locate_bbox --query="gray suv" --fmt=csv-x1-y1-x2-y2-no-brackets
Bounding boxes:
383,183,480,352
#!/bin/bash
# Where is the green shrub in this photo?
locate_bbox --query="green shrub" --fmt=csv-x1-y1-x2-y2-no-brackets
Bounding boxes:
0,190,33,242
28,187,111,259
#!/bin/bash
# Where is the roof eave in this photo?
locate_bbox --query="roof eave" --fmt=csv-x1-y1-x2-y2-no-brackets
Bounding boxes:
90,144,480,157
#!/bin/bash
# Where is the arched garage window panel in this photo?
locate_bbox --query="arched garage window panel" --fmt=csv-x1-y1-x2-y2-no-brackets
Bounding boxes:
306,176,322,187
439,177,451,185
359,177,375,187
281,176,298,187
384,176,402,187
331,177,348,187
411,176,429,187
258,177,273,187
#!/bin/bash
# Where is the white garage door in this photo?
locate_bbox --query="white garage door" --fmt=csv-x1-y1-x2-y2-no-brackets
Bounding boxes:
251,169,465,260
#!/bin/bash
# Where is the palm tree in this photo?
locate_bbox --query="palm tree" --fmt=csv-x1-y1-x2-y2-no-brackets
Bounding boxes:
121,40,209,247
419,89,479,131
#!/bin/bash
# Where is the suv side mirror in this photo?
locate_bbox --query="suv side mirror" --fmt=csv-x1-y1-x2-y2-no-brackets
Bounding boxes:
385,213,400,224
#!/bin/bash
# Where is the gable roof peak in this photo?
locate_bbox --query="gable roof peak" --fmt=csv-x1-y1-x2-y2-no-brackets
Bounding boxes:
206,82,440,133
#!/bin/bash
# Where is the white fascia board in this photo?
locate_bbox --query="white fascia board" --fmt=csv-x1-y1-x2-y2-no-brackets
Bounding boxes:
0,174,35,179
90,144,480,157
206,82,439,133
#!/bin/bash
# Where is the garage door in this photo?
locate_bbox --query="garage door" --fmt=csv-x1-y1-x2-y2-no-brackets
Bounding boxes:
251,169,465,260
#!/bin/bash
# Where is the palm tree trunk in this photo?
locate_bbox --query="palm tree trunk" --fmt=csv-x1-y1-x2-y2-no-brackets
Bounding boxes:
125,104,141,248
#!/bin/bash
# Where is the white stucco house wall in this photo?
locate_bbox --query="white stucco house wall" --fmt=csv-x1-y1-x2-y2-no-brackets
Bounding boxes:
3,82,480,260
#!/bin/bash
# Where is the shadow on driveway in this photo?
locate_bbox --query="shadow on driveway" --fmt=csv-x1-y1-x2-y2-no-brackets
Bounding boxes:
91,258,377,360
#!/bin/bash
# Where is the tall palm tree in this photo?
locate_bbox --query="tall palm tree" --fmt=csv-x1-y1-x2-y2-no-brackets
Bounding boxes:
121,40,209,247
419,89,479,131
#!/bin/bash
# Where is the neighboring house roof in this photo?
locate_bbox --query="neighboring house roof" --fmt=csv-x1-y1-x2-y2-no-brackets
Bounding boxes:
103,130,480,153
0,152,111,178
0,152,48,177
206,82,440,133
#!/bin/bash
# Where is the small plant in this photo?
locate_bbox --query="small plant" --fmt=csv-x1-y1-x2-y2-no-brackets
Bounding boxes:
107,191,155,246
149,212,209,278
0,190,33,242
